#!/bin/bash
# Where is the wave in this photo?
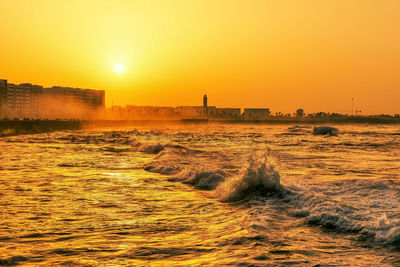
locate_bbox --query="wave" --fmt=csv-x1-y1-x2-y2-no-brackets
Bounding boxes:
373,214,400,245
140,143,165,154
288,182,400,246
171,169,227,190
0,256,29,265
215,154,283,201
139,142,190,154
291,191,363,232
141,140,399,247
143,142,284,200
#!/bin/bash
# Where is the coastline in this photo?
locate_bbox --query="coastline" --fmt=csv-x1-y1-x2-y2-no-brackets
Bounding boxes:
1,116,400,137
0,120,83,137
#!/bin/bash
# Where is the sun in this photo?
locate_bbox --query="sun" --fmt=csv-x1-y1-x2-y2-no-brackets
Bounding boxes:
114,63,125,74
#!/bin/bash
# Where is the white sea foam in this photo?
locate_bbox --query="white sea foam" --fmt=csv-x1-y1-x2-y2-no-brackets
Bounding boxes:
139,131,400,248
373,214,400,245
288,184,400,246
289,191,362,232
143,141,283,199
215,153,283,202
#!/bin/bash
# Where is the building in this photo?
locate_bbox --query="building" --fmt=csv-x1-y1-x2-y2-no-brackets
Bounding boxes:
0,80,8,117
296,109,304,117
104,105,178,120
0,79,105,119
209,107,241,119
175,106,209,119
242,108,271,120
0,81,35,119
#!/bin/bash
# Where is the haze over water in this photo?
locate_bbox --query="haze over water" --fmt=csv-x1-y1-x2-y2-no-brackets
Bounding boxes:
1,123,399,265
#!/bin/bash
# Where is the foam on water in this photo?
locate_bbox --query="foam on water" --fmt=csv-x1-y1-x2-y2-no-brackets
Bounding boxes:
373,214,400,245
215,153,283,201
2,125,400,265
287,181,400,246
143,141,283,199
289,191,363,232
142,138,400,248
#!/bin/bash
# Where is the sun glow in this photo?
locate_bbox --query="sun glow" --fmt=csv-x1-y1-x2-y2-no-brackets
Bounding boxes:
114,63,125,74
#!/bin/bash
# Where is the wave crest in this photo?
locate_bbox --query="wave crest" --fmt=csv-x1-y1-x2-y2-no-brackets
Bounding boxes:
171,169,226,190
373,214,400,245
216,154,282,202
140,143,165,154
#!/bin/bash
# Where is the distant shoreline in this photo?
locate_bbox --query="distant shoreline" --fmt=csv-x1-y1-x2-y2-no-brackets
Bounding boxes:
211,116,400,124
0,120,82,137
1,117,400,137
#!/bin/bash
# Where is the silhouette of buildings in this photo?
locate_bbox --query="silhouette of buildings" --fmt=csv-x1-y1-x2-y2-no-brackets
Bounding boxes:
1,80,279,121
106,105,176,120
175,106,210,119
104,95,269,121
242,108,271,120
0,79,104,119
208,107,241,119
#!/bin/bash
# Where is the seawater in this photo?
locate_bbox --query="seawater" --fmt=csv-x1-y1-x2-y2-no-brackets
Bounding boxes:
0,124,399,266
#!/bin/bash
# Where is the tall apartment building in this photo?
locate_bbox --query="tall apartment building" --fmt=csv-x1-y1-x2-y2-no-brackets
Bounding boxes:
0,80,7,116
0,79,105,119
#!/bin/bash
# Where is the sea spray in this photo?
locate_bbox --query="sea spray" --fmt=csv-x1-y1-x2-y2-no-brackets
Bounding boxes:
291,191,363,232
288,187,400,245
373,214,400,245
215,153,283,202
142,140,283,197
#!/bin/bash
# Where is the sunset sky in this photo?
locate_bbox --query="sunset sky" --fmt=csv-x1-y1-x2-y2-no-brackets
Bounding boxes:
0,0,399,114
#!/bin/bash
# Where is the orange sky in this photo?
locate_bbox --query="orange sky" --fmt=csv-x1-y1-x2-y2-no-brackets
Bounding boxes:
1,0,399,114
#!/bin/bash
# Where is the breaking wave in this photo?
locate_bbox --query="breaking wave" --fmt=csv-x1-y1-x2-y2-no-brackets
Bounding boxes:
290,191,363,232
373,214,400,245
144,142,283,200
139,142,192,155
215,154,283,202
140,143,165,154
287,183,400,246
141,140,400,248
171,169,227,190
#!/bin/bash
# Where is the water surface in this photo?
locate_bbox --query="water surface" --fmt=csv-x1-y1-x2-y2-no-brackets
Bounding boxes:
0,124,399,265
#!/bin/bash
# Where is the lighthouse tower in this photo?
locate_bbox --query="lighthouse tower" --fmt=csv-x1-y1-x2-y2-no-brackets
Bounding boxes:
203,94,207,108
203,94,208,120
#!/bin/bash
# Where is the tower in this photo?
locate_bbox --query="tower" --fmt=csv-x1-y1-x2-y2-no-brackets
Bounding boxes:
203,94,207,108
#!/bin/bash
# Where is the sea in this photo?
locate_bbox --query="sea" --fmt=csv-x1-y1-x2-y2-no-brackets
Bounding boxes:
0,123,399,266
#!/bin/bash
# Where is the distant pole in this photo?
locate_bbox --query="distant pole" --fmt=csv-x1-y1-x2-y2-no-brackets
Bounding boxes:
352,97,354,116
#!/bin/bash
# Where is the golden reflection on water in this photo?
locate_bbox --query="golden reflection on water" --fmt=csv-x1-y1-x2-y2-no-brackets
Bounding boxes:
0,125,399,265
0,141,247,265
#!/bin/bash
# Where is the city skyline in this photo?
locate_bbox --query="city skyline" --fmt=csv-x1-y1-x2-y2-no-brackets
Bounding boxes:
0,77,384,118
0,78,104,120
4,76,400,122
1,1,400,114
